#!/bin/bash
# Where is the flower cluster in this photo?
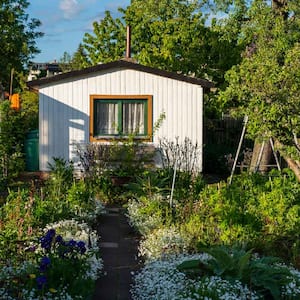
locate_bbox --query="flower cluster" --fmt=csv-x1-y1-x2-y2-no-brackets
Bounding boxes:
0,219,103,300
43,219,98,251
138,226,189,261
39,228,87,258
126,197,164,236
131,254,259,300
40,228,56,250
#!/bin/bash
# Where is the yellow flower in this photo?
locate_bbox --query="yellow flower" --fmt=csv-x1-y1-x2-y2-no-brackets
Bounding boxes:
49,288,57,293
29,274,36,279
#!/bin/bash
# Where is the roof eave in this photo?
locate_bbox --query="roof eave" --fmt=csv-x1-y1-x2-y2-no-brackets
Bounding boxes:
26,60,214,90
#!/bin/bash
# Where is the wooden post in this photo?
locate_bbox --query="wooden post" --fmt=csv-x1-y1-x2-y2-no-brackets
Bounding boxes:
126,26,131,59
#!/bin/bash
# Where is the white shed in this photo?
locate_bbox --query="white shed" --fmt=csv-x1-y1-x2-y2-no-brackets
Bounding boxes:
27,59,213,172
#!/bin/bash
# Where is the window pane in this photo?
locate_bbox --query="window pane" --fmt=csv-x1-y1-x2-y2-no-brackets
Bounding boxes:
95,102,118,135
123,103,145,134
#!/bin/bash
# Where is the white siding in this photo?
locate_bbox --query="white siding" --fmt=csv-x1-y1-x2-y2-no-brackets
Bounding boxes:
38,68,203,171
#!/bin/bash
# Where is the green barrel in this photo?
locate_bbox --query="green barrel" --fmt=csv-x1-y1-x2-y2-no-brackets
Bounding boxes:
25,130,39,171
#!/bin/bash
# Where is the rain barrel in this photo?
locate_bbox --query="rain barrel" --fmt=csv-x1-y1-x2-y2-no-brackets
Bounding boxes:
25,130,39,171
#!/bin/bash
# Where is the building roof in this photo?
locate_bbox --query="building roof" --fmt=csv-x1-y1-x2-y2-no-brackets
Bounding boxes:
27,59,214,90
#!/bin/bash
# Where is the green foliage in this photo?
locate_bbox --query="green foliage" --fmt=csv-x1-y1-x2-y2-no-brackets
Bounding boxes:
126,195,169,236
0,100,26,187
0,189,36,261
70,43,89,70
66,179,96,218
184,170,300,261
59,45,89,72
83,10,125,65
178,245,295,299
78,0,242,88
46,157,74,200
218,0,300,159
0,0,43,90
20,90,39,130
128,169,171,198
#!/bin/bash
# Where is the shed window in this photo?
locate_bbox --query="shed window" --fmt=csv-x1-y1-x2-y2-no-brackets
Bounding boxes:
90,95,152,141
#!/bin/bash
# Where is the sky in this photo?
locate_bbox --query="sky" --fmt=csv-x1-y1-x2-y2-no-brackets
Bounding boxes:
27,0,130,63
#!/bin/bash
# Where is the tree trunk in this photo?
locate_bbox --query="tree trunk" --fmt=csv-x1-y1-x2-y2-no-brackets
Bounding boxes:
250,139,273,173
275,140,300,182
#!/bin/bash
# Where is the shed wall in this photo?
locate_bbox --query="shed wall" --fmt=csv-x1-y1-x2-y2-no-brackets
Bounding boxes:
38,68,203,171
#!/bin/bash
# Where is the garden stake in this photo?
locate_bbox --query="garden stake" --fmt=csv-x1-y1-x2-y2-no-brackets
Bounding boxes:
229,115,248,184
170,154,178,209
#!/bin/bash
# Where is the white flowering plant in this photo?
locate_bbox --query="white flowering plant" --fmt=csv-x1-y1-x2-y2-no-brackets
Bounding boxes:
138,226,190,261
131,253,259,300
126,195,168,236
131,251,300,300
177,246,300,299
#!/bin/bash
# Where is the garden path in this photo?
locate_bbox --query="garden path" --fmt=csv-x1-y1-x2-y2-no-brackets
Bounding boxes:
92,205,141,300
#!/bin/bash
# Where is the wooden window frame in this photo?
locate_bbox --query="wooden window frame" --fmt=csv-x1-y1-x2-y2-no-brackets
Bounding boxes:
90,95,153,142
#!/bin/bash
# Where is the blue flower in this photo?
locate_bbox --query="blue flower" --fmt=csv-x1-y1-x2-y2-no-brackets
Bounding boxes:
77,241,86,254
36,275,47,289
55,235,63,244
46,229,56,237
39,256,51,272
67,239,77,247
40,229,56,250
40,236,52,250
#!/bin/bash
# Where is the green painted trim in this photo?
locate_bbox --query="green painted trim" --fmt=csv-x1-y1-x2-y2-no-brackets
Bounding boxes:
92,97,151,138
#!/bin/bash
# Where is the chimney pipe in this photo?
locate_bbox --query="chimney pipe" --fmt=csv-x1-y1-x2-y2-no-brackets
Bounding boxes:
126,25,131,59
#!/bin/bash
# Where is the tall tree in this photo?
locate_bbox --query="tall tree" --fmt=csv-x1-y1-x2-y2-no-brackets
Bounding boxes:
70,43,89,70
83,10,126,65
219,0,300,179
0,0,43,91
59,51,72,72
81,0,242,87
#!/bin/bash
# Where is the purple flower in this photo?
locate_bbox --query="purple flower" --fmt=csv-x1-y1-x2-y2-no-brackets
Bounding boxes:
55,235,63,244
36,275,47,289
46,229,56,238
40,236,52,250
40,229,56,250
39,256,51,272
67,239,77,247
77,241,86,254
77,241,85,248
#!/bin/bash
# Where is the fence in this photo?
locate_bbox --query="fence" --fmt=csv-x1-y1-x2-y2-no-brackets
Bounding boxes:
204,117,243,147
203,117,251,174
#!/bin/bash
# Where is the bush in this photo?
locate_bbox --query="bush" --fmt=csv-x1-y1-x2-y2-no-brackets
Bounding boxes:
45,157,74,201
185,169,300,260
178,245,300,299
138,226,190,261
126,195,168,236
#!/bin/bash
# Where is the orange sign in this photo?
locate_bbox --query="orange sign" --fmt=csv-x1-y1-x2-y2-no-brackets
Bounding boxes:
10,93,20,110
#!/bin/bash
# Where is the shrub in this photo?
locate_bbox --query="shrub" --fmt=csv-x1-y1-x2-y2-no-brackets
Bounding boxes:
0,189,37,260
138,226,189,261
177,245,300,299
46,157,74,200
126,195,170,236
186,170,300,260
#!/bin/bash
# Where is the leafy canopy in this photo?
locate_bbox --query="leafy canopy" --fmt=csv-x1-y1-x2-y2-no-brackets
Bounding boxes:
218,0,300,155
0,0,43,90
79,0,242,87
